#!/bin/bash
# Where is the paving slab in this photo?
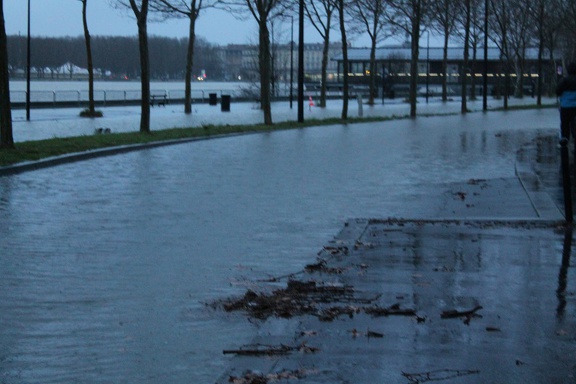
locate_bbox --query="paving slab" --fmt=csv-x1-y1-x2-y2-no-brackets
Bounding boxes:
216,219,576,383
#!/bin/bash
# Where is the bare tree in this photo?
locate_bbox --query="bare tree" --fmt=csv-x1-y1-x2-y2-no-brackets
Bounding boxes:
508,0,533,98
458,0,471,113
304,0,337,108
349,0,391,105
452,0,485,102
79,0,101,117
489,0,512,108
221,0,287,125
0,0,13,148
337,0,349,119
151,0,215,114
467,0,485,101
430,0,458,102
559,0,576,62
386,0,429,118
531,0,545,104
537,0,564,99
487,0,533,103
116,0,151,133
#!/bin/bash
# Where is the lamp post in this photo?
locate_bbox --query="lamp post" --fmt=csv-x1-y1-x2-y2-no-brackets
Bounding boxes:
26,0,31,121
271,21,275,98
426,31,429,103
290,15,294,109
483,0,488,111
297,0,304,122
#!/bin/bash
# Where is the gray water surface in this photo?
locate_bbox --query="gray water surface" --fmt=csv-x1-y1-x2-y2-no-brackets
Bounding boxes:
0,110,559,383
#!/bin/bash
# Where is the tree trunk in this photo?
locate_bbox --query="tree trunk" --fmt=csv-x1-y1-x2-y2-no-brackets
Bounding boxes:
135,1,151,133
82,0,96,115
461,0,470,114
259,17,272,125
514,54,524,98
536,3,543,106
320,25,330,108
184,10,196,115
409,0,421,118
0,0,14,148
504,62,509,109
339,0,348,120
470,42,477,101
442,24,449,102
368,37,376,105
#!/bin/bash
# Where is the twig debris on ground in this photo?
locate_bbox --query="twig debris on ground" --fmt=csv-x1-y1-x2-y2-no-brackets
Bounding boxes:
441,305,483,325
223,343,319,356
402,368,480,383
218,280,363,320
228,368,319,384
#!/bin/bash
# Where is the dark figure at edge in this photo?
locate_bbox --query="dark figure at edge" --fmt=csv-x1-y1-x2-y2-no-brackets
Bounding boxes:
556,62,576,145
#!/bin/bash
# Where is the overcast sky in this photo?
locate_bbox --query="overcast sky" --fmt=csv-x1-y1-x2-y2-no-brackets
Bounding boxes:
2,0,383,47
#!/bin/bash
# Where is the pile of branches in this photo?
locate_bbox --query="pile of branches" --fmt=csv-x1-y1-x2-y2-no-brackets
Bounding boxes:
220,280,357,320
228,368,318,384
217,279,423,322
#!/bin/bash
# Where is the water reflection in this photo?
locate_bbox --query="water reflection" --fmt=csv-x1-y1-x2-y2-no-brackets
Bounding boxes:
557,226,572,320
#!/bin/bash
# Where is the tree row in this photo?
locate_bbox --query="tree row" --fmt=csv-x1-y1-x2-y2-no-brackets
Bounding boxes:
7,35,224,81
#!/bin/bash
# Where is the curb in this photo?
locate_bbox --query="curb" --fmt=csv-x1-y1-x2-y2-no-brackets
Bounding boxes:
0,132,250,177
514,136,565,221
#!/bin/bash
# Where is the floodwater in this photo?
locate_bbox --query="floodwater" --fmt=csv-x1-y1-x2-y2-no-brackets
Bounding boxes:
8,80,262,103
0,109,560,382
8,80,249,94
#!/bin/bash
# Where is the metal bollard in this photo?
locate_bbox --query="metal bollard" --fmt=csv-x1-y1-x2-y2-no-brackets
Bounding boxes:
560,137,573,222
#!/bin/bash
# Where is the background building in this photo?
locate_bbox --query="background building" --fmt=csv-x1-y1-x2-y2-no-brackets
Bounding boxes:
332,46,561,99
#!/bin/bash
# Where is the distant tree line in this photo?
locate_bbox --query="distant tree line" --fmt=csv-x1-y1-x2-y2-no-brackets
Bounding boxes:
6,34,225,80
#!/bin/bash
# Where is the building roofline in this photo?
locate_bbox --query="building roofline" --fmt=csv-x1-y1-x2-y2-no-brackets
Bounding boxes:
332,46,561,62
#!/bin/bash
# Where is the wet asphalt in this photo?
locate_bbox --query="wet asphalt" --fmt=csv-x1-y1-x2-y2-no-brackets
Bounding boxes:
0,97,575,383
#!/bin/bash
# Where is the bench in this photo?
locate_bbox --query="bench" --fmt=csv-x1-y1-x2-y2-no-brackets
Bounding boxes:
150,93,168,107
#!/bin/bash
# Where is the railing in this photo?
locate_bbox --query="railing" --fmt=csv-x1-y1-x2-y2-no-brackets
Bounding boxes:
8,84,378,109
8,88,242,108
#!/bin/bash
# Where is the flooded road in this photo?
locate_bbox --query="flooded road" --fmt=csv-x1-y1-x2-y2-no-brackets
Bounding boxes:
0,109,560,382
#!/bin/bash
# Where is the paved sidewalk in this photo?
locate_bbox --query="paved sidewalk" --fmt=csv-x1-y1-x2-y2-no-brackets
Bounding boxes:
216,218,575,383
215,182,574,383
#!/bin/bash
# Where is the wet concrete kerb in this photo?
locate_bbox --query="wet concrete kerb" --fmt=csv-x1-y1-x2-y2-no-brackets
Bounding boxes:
515,134,566,221
0,131,252,177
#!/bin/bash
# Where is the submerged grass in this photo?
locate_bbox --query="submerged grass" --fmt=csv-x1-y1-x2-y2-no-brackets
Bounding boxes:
0,115,406,168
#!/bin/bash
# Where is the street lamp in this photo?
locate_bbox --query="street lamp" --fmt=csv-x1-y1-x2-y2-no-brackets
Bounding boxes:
483,0,488,111
297,0,304,122
290,15,294,109
426,31,430,103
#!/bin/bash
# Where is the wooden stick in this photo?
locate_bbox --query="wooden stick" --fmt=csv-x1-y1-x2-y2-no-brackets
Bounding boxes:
441,305,483,319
